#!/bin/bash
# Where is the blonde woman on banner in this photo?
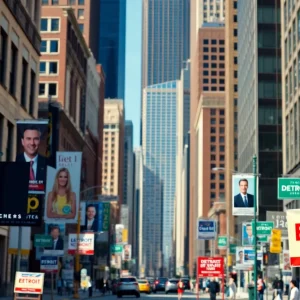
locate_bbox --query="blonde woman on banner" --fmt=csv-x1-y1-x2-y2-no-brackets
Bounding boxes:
46,168,76,219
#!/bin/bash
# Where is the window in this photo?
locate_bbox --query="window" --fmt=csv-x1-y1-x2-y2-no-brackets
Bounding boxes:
211,55,217,60
41,19,48,31
210,192,216,199
210,109,216,115
234,15,237,22
40,61,59,75
39,82,58,97
220,183,225,189
211,78,217,84
40,62,46,74
220,127,225,134
203,63,209,68
204,39,209,45
219,40,225,45
220,145,225,151
203,70,209,76
203,55,209,60
203,47,209,52
42,0,48,4
211,118,216,124
219,79,225,84
51,19,59,31
40,40,59,54
78,9,84,18
78,24,84,33
211,183,216,189
220,155,225,161
234,57,238,64
234,29,238,36
211,155,216,161
211,145,216,152
68,0,76,4
220,47,225,53
211,48,217,53
219,137,225,143
220,118,225,124
220,55,225,61
211,39,217,45
234,43,238,50
211,127,216,133
9,43,18,96
78,0,85,4
203,78,209,84
211,137,216,142
234,70,238,78
52,0,59,4
211,174,216,180
0,27,8,85
219,174,225,180
211,63,217,68
21,58,28,108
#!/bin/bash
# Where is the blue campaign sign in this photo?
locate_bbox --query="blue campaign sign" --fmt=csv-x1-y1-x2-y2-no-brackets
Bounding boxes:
98,202,104,231
198,219,216,240
40,256,58,273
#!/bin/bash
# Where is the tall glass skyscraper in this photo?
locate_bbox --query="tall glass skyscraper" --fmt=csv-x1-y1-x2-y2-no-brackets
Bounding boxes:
142,81,178,275
99,0,126,99
141,0,190,275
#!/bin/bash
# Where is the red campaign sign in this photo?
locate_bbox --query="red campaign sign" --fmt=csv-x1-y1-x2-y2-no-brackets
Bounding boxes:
197,257,224,278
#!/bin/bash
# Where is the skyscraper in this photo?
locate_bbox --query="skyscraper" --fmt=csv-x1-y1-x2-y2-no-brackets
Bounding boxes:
99,0,126,99
238,0,282,218
142,81,178,275
142,0,190,88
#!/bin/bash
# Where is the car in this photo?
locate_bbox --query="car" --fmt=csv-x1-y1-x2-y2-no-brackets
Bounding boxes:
116,276,140,298
146,277,154,291
180,278,191,290
137,279,151,294
153,277,168,293
165,278,180,294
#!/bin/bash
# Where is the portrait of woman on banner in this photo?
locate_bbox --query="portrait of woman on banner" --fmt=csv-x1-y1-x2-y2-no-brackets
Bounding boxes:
46,168,76,219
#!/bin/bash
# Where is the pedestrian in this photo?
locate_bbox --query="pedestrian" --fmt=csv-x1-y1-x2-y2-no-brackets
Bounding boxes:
257,274,265,300
206,278,220,300
227,276,237,299
177,279,184,300
290,279,300,300
272,275,284,300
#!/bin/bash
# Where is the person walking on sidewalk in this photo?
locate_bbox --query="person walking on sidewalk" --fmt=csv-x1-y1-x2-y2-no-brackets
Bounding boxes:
257,274,265,300
177,279,185,300
290,280,300,300
206,278,220,300
227,276,237,299
272,275,284,300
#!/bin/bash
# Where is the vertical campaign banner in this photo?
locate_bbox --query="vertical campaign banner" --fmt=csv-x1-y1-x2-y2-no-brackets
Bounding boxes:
43,223,66,256
232,174,258,216
16,120,49,194
83,202,99,232
44,152,82,223
116,224,124,244
102,202,110,231
197,219,216,240
287,209,300,266
122,244,132,260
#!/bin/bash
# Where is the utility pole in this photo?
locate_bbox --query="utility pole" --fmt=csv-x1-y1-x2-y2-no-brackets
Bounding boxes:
253,155,258,300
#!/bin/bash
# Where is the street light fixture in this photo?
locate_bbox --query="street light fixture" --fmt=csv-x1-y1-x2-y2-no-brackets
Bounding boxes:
212,155,259,300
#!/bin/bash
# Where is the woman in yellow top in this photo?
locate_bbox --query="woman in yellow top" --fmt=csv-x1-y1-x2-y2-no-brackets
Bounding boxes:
46,168,76,219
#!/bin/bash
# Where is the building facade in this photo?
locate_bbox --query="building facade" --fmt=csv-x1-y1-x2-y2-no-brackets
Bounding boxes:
41,0,100,58
238,0,282,220
0,0,41,289
142,81,178,275
175,61,190,276
101,99,124,207
99,0,126,99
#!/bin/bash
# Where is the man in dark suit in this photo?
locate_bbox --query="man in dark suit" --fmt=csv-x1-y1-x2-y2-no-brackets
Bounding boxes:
15,125,47,184
84,205,98,232
234,179,254,207
243,223,255,245
45,226,64,250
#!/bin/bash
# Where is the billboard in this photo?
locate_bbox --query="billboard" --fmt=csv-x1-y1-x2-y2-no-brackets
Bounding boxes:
197,257,224,278
287,209,300,266
16,120,48,194
236,247,262,270
122,244,132,260
283,250,292,276
232,174,258,216
266,211,288,236
68,233,94,255
43,223,65,257
197,219,216,240
0,162,43,226
44,152,82,223
116,224,124,244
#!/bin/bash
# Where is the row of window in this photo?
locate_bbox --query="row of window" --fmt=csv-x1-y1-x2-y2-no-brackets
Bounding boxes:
211,109,225,116
40,61,59,75
211,145,225,152
203,78,225,84
203,70,225,76
285,53,300,104
203,63,225,69
42,0,85,5
203,47,225,53
40,39,59,54
210,136,225,143
203,86,225,92
210,183,225,190
203,39,225,45
39,82,57,98
211,155,225,161
211,127,225,134
0,27,36,115
203,55,225,61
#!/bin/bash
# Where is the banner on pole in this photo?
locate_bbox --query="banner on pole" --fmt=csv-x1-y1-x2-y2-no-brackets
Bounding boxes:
197,257,224,278
287,209,300,266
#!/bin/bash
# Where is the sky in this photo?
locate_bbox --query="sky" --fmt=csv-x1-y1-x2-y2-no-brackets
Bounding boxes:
124,0,142,147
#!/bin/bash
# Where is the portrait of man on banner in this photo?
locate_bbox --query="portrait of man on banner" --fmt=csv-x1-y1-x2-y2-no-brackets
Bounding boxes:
82,204,99,232
43,223,65,257
16,120,49,193
242,223,255,246
232,174,258,216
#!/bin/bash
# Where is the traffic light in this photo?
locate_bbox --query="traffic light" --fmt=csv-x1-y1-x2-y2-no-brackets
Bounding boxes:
270,229,282,254
263,252,268,265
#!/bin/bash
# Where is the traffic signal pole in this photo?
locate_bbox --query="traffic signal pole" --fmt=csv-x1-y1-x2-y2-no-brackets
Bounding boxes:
253,155,258,300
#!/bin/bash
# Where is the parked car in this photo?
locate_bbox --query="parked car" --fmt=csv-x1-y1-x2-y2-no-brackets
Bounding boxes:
181,278,191,290
165,278,180,294
116,277,140,298
153,277,168,293
137,279,151,294
146,277,154,292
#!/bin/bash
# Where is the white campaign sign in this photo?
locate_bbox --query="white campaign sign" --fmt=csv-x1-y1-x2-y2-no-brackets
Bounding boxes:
68,233,94,255
14,272,44,294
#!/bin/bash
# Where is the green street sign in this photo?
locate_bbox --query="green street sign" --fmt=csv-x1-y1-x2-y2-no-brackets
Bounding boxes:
229,244,236,254
278,178,300,199
217,236,227,249
253,221,274,236
257,236,268,243
34,234,52,247
111,244,123,253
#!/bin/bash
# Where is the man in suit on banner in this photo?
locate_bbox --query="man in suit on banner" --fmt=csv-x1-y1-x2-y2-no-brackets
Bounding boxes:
16,125,47,184
234,179,254,208
84,205,98,232
243,223,255,245
46,226,64,250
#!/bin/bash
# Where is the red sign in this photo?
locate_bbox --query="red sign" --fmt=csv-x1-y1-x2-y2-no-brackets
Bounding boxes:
197,257,224,278
295,223,300,241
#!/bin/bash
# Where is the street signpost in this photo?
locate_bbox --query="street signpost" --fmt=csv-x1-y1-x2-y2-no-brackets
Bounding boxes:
254,221,274,236
110,244,123,254
40,256,58,273
229,244,236,254
278,178,300,199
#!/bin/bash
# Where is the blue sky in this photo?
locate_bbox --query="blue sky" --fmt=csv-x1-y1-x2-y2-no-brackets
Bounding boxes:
124,0,142,146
